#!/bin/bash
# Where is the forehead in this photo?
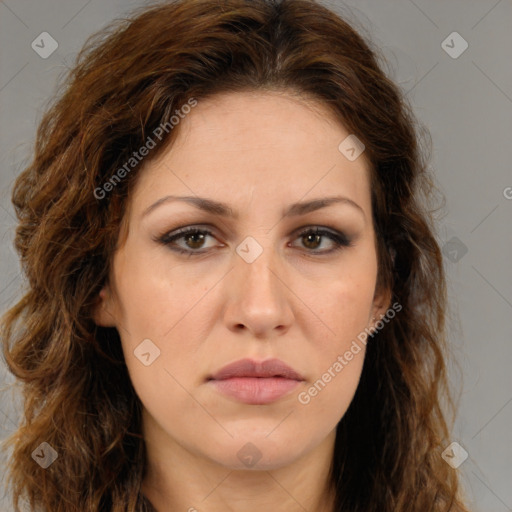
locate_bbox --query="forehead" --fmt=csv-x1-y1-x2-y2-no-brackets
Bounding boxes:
127,90,372,222
168,90,360,160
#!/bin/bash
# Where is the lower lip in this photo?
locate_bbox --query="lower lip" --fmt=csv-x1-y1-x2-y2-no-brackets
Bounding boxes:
209,377,302,404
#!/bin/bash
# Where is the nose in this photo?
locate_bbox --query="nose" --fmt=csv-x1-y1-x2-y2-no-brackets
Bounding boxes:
223,239,294,339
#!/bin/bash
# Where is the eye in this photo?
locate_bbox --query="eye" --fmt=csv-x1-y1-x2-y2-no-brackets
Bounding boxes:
290,227,353,254
155,225,353,256
156,226,219,254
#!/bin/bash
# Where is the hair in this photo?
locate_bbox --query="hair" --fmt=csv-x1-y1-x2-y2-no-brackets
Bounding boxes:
1,0,470,510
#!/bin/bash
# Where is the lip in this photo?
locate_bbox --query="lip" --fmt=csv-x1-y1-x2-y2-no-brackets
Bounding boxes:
207,358,305,405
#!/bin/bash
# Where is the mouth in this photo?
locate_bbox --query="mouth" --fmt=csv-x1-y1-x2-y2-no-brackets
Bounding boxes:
207,358,305,405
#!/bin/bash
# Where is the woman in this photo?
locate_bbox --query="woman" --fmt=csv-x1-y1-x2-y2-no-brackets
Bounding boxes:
1,0,471,510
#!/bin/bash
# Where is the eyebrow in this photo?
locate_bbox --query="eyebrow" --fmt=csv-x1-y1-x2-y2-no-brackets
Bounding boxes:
142,194,365,220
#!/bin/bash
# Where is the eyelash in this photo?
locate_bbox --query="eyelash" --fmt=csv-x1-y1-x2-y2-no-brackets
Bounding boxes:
155,225,353,256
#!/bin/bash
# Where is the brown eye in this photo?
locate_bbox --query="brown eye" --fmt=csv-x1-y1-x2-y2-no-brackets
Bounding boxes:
301,232,322,250
157,227,218,254
291,227,352,254
157,225,352,256
183,231,207,249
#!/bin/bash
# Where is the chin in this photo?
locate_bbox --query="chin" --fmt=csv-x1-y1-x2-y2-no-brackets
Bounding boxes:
197,428,315,471
213,446,302,471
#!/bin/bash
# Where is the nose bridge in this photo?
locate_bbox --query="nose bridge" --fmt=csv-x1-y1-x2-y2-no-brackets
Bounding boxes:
227,233,293,334
236,234,280,298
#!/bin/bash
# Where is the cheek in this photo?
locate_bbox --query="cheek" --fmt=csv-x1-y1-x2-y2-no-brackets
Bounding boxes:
112,251,206,340
307,259,377,351
111,253,213,406
296,262,376,414
298,348,366,420
295,287,370,429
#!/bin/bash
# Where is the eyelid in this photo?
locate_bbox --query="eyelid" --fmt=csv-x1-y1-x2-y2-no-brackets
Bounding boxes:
291,226,353,250
154,223,354,255
155,225,220,245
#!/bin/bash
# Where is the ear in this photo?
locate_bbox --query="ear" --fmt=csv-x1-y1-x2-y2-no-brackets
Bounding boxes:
92,285,117,327
369,285,393,327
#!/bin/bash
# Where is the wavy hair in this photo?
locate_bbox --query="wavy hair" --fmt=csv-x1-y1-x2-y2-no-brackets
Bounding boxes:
1,0,469,510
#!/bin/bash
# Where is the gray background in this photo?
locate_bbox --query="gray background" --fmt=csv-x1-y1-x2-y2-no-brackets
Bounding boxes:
1,0,511,510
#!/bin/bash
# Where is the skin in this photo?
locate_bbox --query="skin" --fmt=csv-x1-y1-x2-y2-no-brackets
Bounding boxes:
93,90,391,511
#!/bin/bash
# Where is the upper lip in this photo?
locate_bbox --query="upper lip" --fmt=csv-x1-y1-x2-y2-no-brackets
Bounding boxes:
208,358,305,381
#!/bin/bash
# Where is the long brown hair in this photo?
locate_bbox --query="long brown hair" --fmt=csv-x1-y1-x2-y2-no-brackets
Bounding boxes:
1,0,469,510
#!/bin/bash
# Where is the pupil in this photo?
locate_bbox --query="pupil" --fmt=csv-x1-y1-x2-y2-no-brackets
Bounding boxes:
304,234,320,249
187,233,204,248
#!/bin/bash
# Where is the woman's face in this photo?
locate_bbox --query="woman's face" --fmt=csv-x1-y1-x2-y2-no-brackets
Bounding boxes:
94,90,389,470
